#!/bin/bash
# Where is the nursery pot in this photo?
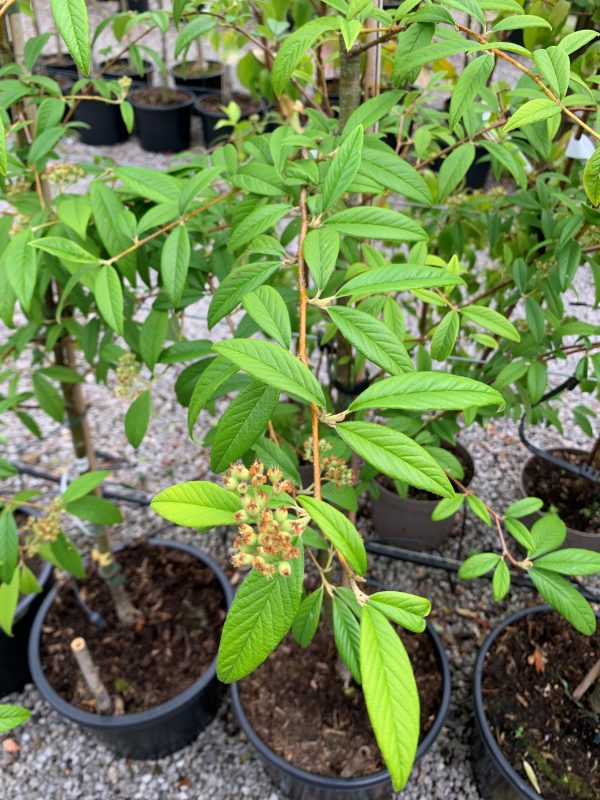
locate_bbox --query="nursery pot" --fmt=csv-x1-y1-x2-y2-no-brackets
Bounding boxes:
465,146,491,189
472,604,600,800
171,60,222,94
196,93,264,147
72,90,129,146
0,552,53,698
371,443,474,551
128,0,149,10
230,619,451,800
35,53,78,80
520,448,600,552
129,88,194,153
28,538,234,759
99,58,153,90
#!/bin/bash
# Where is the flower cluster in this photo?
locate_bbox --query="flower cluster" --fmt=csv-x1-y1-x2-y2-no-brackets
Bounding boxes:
224,461,307,578
25,499,65,551
45,162,85,187
114,352,142,399
303,438,353,488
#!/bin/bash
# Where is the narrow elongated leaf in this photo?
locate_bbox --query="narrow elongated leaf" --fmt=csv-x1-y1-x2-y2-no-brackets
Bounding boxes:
217,546,304,681
187,358,238,436
449,55,494,130
303,227,340,290
583,148,600,207
560,30,599,55
349,372,504,413
360,147,433,205
325,207,427,242
328,306,413,375
503,98,560,133
30,237,99,264
213,339,327,407
322,126,364,211
368,591,431,633
534,549,600,576
458,552,500,579
461,305,520,342
37,532,85,578
298,496,367,575
533,46,570,100
32,373,64,423
528,514,566,558
361,605,420,791
50,0,90,76
272,18,339,96
336,421,454,498
492,559,511,600
504,497,543,518
161,225,190,303
95,266,123,335
432,494,465,521
208,261,280,328
333,594,361,683
430,311,459,360
4,231,37,312
242,286,292,348
0,514,18,585
66,496,122,525
211,381,279,472
125,390,151,449
492,14,552,32
228,204,291,252
529,568,596,635
174,16,217,58
337,265,463,298
0,569,19,635
343,91,402,134
438,143,475,201
61,471,110,503
151,481,241,528
292,587,323,647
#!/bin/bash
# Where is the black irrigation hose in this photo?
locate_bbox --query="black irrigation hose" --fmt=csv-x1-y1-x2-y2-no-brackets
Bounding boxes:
365,541,600,604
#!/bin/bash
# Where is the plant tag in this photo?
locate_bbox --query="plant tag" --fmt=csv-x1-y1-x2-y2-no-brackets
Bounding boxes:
566,133,595,160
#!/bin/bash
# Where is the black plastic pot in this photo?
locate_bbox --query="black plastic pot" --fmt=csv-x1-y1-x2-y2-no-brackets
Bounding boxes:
171,60,222,94
128,0,149,10
99,58,153,90
36,53,78,80
196,93,264,147
130,88,194,153
520,448,600,552
0,559,53,699
465,146,491,189
72,91,129,146
29,538,234,759
371,442,474,551
230,619,451,800
473,604,599,800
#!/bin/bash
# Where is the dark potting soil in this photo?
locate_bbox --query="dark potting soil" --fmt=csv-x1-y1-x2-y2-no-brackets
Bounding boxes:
377,444,473,502
523,451,600,533
40,542,226,713
172,61,221,79
483,612,600,800
200,94,261,116
239,622,442,778
102,59,148,77
131,88,191,108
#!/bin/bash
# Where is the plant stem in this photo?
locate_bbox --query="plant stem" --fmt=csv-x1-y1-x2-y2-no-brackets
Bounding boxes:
70,637,113,714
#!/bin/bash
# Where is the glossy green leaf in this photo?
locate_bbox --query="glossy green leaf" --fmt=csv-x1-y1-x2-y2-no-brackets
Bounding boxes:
503,98,560,133
529,568,596,635
583,148,600,207
208,261,280,328
0,514,18,585
492,14,552,32
50,0,90,75
333,593,361,683
229,204,292,252
272,17,339,96
368,590,431,633
161,225,190,303
187,358,238,437
4,231,37,312
533,548,600,576
461,305,520,342
337,265,463,298
61,471,110,503
430,311,459,360
432,494,465,521
533,46,570,100
438,143,475,201
449,55,494,130
30,237,99,265
0,705,31,733
0,570,19,636
328,306,413,375
242,286,292,348
95,266,123,335
303,227,340,290
32,373,64,423
458,552,500,579
152,481,241,528
322,126,364,210
292,587,323,647
66,496,122,525
125,390,151,449
528,514,566,558
492,559,511,600
298,496,367,575
505,497,544,518
325,207,427,242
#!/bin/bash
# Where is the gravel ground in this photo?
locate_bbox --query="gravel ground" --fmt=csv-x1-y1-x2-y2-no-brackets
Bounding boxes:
1,3,599,800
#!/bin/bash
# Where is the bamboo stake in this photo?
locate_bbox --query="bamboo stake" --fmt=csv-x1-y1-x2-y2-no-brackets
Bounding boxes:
70,637,113,715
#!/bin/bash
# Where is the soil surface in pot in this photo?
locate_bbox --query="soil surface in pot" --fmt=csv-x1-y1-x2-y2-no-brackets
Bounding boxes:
40,542,226,713
131,88,191,108
377,444,473,502
239,622,442,778
101,59,148,77
172,61,221,79
523,451,600,533
200,94,261,116
483,611,600,800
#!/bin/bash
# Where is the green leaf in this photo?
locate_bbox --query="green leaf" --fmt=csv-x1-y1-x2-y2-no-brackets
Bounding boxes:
461,305,520,342
322,126,364,211
32,373,64,423
361,605,419,792
430,311,459,360
528,568,596,635
0,705,31,733
467,494,492,526
95,266,123,335
66,496,122,525
125,390,151,449
368,590,431,633
41,532,85,578
432,494,465,521
337,265,463,298
534,548,600,576
213,339,327,407
0,569,19,636
161,225,190,303
56,196,92,240
20,565,41,596
50,0,90,76
30,237,99,265
583,148,600,207
272,17,339,96
303,227,340,290
151,481,241,528
229,204,292,252
449,55,494,130
27,126,66,165
533,46,570,100
61,471,110,503
333,593,361,682
343,91,402,135
438,143,475,202
217,546,304,681
292,587,323,647
492,559,511,600
325,207,427,242
336,421,454,498
174,15,217,58
159,340,212,365
505,497,543,518
211,381,279,473
458,552,500,579
0,514,18,585
0,119,6,176
360,146,433,205
298,496,367,575
504,518,533,551
115,167,180,204
349,371,504,413
492,14,552,32
242,286,292,349
560,30,599,56
3,231,37,312
503,98,560,134
187,358,238,437
328,306,413,376
252,437,301,486
140,310,168,371
527,361,547,405
208,261,280,328
528,514,566,558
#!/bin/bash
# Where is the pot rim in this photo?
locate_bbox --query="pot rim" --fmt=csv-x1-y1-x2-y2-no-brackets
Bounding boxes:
230,616,452,791
129,87,195,111
473,603,600,800
519,447,599,540
28,537,233,729
194,92,265,118
171,60,223,77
